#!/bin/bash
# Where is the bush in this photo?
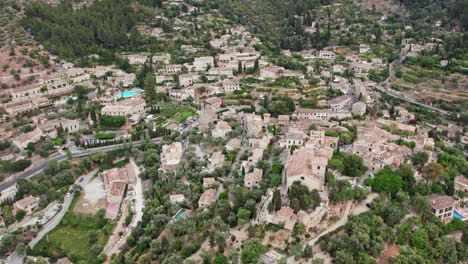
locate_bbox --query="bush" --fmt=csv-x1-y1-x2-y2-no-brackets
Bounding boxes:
100,115,125,127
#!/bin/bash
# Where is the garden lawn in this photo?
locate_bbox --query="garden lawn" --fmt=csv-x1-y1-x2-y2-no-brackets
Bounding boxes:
174,109,196,124
31,198,114,264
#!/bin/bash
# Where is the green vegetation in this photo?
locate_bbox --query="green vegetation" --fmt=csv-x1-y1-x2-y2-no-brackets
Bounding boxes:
100,115,126,128
21,0,156,59
32,204,112,264
94,133,116,140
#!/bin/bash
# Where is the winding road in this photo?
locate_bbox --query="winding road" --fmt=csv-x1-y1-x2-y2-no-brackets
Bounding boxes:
28,168,98,248
0,137,161,192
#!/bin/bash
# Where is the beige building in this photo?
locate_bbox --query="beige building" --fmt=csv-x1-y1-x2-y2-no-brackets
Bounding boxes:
198,189,218,208
12,128,44,150
428,194,454,222
212,121,232,138
352,102,367,115
329,95,352,112
208,151,225,171
13,196,39,216
161,142,183,171
455,176,468,193
244,168,263,189
284,147,328,191
101,97,145,116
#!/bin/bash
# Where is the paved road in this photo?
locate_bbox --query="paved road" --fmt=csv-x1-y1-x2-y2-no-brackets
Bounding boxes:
375,85,449,115
0,138,161,192
29,169,98,248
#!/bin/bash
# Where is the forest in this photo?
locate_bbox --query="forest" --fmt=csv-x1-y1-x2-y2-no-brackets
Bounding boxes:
20,0,158,59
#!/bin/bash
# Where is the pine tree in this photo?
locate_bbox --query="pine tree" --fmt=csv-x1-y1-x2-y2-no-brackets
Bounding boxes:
272,189,282,211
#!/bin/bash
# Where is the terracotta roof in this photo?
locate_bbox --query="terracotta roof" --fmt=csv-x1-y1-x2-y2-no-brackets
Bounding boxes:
428,194,454,210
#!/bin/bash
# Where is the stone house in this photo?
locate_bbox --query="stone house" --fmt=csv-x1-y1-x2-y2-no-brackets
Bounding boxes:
13,196,39,216
198,189,218,208
244,168,263,189
212,120,232,138
161,142,183,171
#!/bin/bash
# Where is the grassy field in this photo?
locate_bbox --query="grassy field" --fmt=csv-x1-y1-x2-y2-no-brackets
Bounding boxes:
31,197,114,264
174,109,196,124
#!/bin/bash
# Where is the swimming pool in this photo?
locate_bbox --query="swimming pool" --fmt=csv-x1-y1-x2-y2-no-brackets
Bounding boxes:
116,89,143,98
453,211,464,220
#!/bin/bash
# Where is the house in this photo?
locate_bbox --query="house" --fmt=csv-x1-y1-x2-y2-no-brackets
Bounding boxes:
101,97,145,116
181,45,199,53
279,130,307,149
359,44,370,53
165,64,183,74
152,53,171,64
207,67,234,80
205,97,223,111
244,168,263,189
192,56,214,71
161,142,183,171
284,147,328,191
248,148,264,167
179,73,201,87
352,102,367,115
278,115,290,126
169,194,186,204
12,128,44,150
101,165,136,219
244,114,265,137
455,176,468,193
296,108,331,121
212,120,232,138
329,95,352,112
318,51,336,60
13,196,39,216
271,207,297,231
208,151,225,170
108,71,136,88
260,66,284,79
198,189,217,208
248,135,270,150
226,138,242,151
428,194,454,222
203,177,217,188
124,54,147,64
223,79,241,93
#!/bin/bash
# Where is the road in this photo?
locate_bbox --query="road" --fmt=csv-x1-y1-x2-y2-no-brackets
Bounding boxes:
375,85,449,115
377,48,449,115
0,137,161,192
29,168,98,248
308,199,353,247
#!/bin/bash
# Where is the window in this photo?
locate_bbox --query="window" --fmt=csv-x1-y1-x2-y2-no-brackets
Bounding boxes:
301,177,304,180
317,166,320,170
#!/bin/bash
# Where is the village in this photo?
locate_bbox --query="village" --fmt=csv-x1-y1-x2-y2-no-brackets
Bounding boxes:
0,0,466,263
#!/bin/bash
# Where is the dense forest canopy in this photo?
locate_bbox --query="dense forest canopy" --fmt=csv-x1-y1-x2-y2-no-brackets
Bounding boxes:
20,0,158,58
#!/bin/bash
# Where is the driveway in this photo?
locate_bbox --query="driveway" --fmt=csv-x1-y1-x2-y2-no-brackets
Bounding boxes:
28,169,98,248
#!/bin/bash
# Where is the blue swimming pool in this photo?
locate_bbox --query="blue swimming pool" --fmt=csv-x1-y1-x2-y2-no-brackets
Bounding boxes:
453,211,464,220
116,89,143,98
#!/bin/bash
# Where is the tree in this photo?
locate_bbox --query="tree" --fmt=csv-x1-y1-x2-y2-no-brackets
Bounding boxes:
372,166,404,195
342,154,367,177
272,188,282,211
432,237,458,264
410,229,429,250
100,115,126,127
288,181,321,212
241,239,267,264
411,195,430,216
423,162,444,183
412,152,429,165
